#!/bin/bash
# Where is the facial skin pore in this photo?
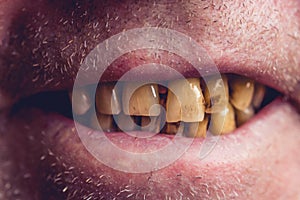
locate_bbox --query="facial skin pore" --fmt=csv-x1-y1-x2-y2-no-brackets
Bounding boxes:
0,0,300,199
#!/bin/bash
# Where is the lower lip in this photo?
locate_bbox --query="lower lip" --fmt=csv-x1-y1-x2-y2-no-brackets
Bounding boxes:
2,98,300,199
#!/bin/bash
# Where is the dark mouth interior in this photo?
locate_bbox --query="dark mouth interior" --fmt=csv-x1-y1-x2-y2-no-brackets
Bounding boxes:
11,73,280,137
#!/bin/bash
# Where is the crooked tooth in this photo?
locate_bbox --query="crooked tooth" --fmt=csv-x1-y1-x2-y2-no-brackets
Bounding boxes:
141,116,161,133
185,116,209,138
210,102,236,135
204,75,229,113
166,123,184,135
96,83,121,115
166,78,205,122
236,106,255,126
116,112,139,132
69,88,91,115
122,83,160,116
90,113,115,132
229,76,254,110
252,84,266,109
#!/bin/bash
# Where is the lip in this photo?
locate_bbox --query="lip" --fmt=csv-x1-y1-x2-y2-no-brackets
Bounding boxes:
2,97,300,199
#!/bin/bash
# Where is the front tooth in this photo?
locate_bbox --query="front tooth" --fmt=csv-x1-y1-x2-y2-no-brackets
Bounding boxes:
210,102,236,135
141,116,161,133
204,75,229,113
166,122,184,135
236,106,255,126
166,78,205,122
229,76,254,110
252,84,266,109
115,112,139,132
69,88,91,115
122,83,160,116
185,116,209,138
90,113,115,132
96,82,121,115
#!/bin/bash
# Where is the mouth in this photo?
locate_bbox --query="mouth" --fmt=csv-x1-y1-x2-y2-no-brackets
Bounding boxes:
1,0,300,199
2,57,294,200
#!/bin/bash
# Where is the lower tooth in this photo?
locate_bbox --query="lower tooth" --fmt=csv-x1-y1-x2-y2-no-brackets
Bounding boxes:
116,112,139,132
252,84,266,109
69,88,91,115
235,106,255,126
141,116,161,133
90,113,115,132
185,116,209,138
166,122,184,135
210,102,236,135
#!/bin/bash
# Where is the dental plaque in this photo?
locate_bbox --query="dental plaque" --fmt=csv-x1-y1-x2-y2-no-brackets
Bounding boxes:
70,74,271,138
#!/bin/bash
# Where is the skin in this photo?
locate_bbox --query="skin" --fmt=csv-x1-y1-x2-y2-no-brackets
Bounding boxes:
0,0,300,199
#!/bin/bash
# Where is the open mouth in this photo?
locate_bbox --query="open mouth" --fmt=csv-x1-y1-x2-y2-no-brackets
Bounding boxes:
1,0,300,199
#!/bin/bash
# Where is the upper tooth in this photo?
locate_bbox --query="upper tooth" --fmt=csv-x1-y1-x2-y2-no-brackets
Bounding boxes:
204,75,229,113
122,83,160,116
235,106,255,126
210,102,236,135
96,83,121,115
252,84,266,109
185,116,209,138
69,88,91,115
229,76,254,110
166,78,205,123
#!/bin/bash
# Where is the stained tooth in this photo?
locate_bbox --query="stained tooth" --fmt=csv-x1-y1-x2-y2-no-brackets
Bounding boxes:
96,83,121,115
236,106,255,126
115,112,139,131
166,122,184,135
69,88,91,115
210,102,236,135
229,76,254,110
204,75,229,113
141,116,161,133
252,84,266,109
122,83,160,116
185,116,209,138
166,78,205,123
90,113,115,132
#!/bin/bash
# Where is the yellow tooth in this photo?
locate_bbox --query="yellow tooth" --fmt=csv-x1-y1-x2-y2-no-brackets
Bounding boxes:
115,112,139,131
229,76,254,110
90,113,115,132
166,78,205,123
96,83,121,115
69,88,91,115
123,83,160,116
166,123,184,135
141,116,161,133
185,116,209,138
210,102,236,135
252,84,266,109
236,106,255,126
204,75,229,113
